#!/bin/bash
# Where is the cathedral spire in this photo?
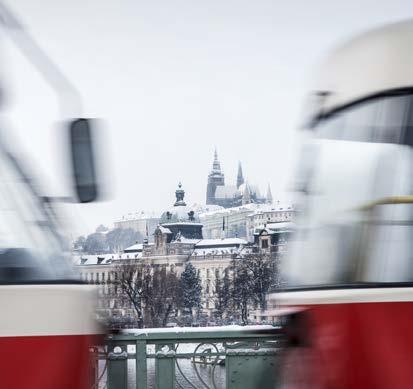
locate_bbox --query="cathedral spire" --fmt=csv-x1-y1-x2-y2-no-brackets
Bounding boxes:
236,161,244,189
206,148,225,205
242,181,252,204
266,183,273,204
212,148,221,173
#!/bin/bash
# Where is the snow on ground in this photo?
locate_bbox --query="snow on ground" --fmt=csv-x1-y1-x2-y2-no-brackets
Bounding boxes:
122,324,276,335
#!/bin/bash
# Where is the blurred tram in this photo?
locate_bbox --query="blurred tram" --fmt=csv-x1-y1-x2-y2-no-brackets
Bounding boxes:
0,4,103,389
0,122,102,389
278,20,413,388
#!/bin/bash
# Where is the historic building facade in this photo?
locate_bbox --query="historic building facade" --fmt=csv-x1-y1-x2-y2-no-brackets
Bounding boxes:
75,184,293,326
199,203,258,239
246,203,295,241
205,150,272,208
75,184,250,323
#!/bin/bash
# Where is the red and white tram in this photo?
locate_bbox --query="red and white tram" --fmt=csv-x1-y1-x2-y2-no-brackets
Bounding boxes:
0,120,102,389
0,5,102,389
278,20,413,388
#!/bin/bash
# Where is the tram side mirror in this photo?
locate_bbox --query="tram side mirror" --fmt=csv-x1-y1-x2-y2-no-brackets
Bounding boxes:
69,118,99,203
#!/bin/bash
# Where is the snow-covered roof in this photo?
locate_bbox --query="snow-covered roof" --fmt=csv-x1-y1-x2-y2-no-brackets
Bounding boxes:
161,222,203,227
115,211,160,222
195,238,248,248
157,226,172,234
254,221,295,235
215,185,238,199
238,183,261,197
160,204,201,224
266,222,295,230
247,203,294,216
192,247,238,256
124,243,143,252
199,203,258,218
172,238,202,244
192,203,224,213
73,252,142,266
191,238,248,257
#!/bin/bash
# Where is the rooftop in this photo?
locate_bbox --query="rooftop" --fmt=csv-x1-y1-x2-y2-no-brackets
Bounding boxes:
195,238,248,247
124,243,144,252
115,211,160,222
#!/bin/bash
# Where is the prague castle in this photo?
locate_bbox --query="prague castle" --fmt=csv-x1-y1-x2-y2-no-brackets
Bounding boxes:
206,150,272,208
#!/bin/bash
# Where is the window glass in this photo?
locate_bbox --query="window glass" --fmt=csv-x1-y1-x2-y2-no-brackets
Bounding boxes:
359,204,413,282
362,224,412,282
315,94,413,145
316,112,345,140
375,95,410,144
342,100,377,142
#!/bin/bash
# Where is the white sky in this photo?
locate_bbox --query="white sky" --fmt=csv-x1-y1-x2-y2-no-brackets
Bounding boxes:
2,0,413,236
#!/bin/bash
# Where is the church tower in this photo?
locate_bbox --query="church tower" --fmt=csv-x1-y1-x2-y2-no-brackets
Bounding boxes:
242,181,252,205
266,183,273,204
206,149,225,205
236,161,244,189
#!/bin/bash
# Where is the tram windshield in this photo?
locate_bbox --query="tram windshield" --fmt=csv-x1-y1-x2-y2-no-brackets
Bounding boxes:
283,92,413,289
0,137,73,284
315,93,413,145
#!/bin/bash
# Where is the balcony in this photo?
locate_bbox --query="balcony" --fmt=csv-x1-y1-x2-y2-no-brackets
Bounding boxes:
96,325,283,389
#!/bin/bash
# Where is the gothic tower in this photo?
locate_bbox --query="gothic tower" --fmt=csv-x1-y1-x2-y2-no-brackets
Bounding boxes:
266,183,273,204
206,149,225,205
242,181,252,205
236,161,244,189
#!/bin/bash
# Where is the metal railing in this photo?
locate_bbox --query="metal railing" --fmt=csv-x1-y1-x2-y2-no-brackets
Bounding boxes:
99,325,283,389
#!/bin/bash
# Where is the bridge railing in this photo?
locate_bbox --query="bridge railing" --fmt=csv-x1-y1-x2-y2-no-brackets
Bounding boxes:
99,325,284,389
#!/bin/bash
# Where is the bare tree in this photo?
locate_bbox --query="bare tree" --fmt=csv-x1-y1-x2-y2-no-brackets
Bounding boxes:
143,266,181,327
242,252,275,310
231,251,277,324
231,262,252,325
111,261,181,328
113,260,148,328
213,268,232,323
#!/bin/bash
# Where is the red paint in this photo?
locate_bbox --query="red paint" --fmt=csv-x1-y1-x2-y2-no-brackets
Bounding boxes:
281,302,413,388
0,334,101,389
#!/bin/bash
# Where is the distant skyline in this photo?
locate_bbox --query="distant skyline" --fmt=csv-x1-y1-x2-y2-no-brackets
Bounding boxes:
2,0,413,236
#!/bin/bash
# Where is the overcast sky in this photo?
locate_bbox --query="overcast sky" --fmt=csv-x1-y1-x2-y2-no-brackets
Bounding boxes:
2,0,413,236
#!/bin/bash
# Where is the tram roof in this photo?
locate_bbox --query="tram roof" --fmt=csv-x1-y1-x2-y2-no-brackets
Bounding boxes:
311,19,413,119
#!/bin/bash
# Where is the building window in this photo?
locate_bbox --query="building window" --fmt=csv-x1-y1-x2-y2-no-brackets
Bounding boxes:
261,239,269,249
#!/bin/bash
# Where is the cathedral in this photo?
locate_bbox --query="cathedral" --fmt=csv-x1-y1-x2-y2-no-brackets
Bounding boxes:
206,150,272,208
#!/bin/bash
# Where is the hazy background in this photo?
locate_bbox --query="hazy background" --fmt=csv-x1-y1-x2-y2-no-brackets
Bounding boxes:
1,0,412,236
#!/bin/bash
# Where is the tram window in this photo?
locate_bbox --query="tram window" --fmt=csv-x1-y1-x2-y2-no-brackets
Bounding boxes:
374,95,410,144
360,204,413,283
362,226,412,282
341,100,377,142
316,94,413,145
283,224,359,287
316,112,345,140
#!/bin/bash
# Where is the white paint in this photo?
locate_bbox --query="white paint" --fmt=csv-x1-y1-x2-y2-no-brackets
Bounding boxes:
314,19,413,115
275,287,413,305
0,284,101,337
